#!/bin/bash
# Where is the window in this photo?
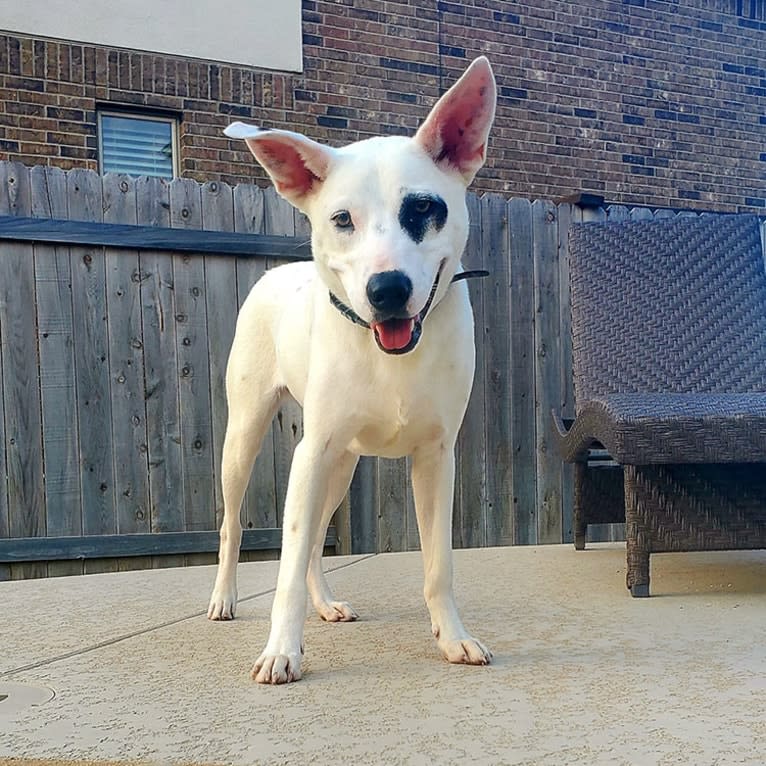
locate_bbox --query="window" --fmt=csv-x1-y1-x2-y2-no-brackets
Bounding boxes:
736,0,766,21
98,111,178,179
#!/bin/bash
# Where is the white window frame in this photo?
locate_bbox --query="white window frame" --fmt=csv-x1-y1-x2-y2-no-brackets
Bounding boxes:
97,110,180,179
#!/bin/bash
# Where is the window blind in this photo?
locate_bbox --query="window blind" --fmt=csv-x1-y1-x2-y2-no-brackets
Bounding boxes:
100,114,175,179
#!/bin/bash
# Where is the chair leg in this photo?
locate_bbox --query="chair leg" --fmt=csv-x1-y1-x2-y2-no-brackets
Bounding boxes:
624,465,651,598
573,462,587,550
574,522,587,551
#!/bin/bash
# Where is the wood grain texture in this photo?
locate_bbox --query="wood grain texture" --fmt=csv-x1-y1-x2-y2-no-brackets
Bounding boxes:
136,176,183,540
201,181,237,533
170,177,215,534
0,160,652,574
103,174,151,541
0,528,336,561
481,194,513,546
0,163,45,579
31,167,82,539
29,166,86,576
66,170,116,544
0,214,311,258
508,197,537,545
533,199,563,544
557,202,577,543
454,192,487,548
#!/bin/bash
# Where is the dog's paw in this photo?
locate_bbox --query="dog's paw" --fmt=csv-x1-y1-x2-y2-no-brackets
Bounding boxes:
251,652,303,684
316,600,358,623
437,635,493,666
207,588,237,621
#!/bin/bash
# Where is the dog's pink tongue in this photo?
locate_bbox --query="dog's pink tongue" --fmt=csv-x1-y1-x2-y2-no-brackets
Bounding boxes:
372,318,414,351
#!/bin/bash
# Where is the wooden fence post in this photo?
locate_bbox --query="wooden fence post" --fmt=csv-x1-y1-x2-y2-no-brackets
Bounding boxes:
508,197,537,545
103,173,152,572
0,163,44,579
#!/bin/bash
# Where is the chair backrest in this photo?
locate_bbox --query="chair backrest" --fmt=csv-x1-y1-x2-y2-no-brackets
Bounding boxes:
568,214,766,405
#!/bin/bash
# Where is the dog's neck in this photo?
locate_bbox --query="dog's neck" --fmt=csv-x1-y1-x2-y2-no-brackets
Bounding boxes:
327,270,489,330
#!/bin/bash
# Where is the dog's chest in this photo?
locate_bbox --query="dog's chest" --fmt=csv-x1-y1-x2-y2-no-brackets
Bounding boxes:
347,384,454,458
345,325,473,458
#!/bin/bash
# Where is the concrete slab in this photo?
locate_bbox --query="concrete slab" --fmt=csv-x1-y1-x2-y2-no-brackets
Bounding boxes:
0,555,365,675
1,544,765,765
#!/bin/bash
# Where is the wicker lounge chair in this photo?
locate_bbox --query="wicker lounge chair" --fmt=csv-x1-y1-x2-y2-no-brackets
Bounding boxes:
555,213,766,596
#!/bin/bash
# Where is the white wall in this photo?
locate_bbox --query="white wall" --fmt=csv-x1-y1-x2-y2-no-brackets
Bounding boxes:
0,0,302,72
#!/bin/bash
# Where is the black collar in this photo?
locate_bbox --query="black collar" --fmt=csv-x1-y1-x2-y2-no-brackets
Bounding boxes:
328,269,489,330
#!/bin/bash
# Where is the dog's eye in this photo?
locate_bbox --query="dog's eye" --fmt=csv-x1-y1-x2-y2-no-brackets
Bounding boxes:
414,198,432,214
332,210,353,229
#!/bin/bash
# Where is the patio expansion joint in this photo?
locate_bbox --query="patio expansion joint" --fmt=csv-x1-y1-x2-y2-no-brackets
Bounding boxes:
1,553,377,679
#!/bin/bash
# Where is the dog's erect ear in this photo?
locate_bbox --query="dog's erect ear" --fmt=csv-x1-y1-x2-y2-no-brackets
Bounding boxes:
414,56,496,185
225,122,334,208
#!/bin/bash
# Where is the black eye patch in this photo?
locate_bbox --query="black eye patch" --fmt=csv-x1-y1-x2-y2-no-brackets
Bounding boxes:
398,193,448,244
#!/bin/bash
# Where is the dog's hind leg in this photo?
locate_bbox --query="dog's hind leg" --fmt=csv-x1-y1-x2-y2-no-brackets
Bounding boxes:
412,441,492,666
208,324,285,621
307,450,359,622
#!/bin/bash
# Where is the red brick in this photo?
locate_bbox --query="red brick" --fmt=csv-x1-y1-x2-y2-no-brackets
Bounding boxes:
0,2,763,212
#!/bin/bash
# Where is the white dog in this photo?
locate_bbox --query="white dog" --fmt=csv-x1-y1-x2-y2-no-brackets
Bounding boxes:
208,57,497,684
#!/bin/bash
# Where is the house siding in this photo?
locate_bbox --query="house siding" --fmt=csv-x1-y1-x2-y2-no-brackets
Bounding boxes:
0,0,764,212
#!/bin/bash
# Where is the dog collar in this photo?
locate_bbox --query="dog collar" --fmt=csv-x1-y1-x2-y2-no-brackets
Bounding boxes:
328,269,489,330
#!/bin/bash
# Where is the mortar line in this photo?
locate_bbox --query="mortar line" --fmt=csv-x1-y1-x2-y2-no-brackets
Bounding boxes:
1,553,376,679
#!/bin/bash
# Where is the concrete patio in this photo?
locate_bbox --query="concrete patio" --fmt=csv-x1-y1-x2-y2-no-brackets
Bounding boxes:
1,543,765,765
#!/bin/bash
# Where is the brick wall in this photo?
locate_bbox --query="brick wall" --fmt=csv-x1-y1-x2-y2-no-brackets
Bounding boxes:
1,0,764,212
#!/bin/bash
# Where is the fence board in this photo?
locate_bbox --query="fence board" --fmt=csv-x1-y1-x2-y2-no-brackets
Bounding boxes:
557,202,576,542
201,181,237,533
455,192,487,548
0,163,45,579
482,194,513,546
0,215,312,258
533,199,563,544
170,178,215,535
630,207,654,221
0,528,335,561
607,205,630,222
233,184,267,305
375,460,411,553
31,168,81,535
508,197,537,545
29,166,83,577
0,303,7,581
350,456,377,553
405,455,419,552
136,177,183,542
761,221,766,272
67,170,117,547
102,174,152,540
377,458,408,553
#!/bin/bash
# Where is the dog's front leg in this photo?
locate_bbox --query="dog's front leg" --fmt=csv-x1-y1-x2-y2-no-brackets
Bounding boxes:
412,442,492,666
252,437,331,684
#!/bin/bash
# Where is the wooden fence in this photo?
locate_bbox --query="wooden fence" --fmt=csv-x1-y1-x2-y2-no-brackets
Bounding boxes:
2,161,758,579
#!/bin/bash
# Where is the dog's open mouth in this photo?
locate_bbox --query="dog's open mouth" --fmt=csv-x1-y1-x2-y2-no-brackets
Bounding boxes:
369,260,445,355
371,317,422,355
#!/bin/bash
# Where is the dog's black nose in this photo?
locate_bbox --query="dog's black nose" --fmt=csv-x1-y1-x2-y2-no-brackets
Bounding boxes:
366,270,413,315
